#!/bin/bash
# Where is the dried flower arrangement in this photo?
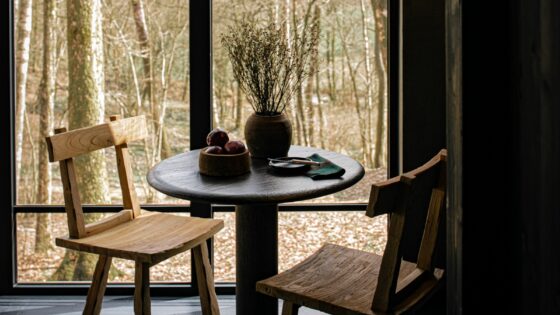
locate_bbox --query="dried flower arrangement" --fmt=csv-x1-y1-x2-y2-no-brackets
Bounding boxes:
221,19,319,116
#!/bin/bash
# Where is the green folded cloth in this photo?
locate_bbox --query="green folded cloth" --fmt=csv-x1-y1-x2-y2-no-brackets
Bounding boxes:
306,153,346,180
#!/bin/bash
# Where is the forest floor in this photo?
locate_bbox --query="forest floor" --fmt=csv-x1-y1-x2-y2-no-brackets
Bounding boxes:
17,168,387,283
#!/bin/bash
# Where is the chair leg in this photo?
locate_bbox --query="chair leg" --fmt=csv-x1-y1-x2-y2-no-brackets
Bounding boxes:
134,261,151,315
282,301,301,315
193,241,220,315
83,255,112,315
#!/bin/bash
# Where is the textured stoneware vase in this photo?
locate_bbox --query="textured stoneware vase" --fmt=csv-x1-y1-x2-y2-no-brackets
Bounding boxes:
244,112,292,158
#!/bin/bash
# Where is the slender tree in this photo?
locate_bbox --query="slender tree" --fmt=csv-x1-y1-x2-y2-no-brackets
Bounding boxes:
15,0,33,204
35,0,57,253
284,0,301,144
53,0,110,281
131,0,154,111
235,81,243,130
338,17,371,167
155,17,187,159
316,62,326,148
130,0,171,160
304,5,320,147
326,29,337,104
360,0,375,167
371,0,388,167
292,0,309,145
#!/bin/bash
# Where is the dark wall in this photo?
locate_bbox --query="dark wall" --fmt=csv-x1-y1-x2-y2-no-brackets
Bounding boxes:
400,0,447,267
512,1,560,313
461,0,560,313
402,0,446,172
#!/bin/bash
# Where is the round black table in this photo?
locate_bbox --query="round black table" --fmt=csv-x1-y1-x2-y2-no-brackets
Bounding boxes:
147,146,365,315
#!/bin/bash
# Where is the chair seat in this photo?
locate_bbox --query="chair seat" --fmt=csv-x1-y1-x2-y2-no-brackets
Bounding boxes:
257,243,417,315
56,211,224,264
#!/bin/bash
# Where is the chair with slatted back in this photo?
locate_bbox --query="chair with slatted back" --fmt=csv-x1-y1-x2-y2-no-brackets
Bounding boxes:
46,115,224,315
256,149,447,315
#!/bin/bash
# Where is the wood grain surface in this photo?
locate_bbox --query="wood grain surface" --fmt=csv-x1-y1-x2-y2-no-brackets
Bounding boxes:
256,244,417,315
47,115,147,162
256,150,447,315
56,211,224,265
147,146,365,205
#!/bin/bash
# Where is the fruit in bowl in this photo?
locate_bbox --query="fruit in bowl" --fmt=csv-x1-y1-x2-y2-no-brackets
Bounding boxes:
204,128,247,155
224,140,246,154
206,128,229,147
205,145,224,154
199,129,251,176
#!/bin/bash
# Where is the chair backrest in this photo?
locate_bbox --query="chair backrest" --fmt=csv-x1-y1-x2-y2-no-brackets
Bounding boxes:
367,149,447,312
46,115,148,239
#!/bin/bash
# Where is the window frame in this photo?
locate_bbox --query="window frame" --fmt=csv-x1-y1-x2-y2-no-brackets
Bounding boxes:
1,0,399,296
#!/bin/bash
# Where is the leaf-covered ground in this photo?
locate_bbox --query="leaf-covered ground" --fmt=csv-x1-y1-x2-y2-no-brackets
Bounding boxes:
17,169,387,283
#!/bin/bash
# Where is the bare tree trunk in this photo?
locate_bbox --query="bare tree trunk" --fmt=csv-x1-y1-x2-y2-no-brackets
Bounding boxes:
340,40,345,102
53,0,110,281
338,18,370,167
296,87,306,145
235,81,243,130
131,0,168,160
284,0,300,145
360,0,375,167
131,0,154,111
182,70,189,102
304,6,320,147
29,0,40,74
371,0,388,68
213,86,222,127
214,95,223,127
15,0,33,204
372,0,388,167
272,0,279,25
326,29,336,104
155,18,187,160
35,0,57,254
23,113,38,204
316,62,326,149
67,0,108,202
292,0,309,146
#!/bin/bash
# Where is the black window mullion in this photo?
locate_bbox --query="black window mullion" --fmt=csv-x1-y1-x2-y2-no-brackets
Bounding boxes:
13,203,367,214
389,0,400,178
189,0,213,150
2,0,16,295
13,204,193,213
189,0,213,295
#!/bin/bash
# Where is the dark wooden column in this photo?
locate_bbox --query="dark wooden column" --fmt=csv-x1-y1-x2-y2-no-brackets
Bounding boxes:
236,204,279,315
399,0,447,266
457,0,560,314
401,0,446,172
189,0,213,296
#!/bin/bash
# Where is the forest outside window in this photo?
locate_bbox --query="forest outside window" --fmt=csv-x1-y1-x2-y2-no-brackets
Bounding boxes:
11,0,389,287
14,0,190,284
212,0,389,282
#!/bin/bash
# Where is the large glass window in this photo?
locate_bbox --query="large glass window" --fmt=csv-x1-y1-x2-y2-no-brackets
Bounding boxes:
11,0,389,289
14,0,190,283
212,0,388,281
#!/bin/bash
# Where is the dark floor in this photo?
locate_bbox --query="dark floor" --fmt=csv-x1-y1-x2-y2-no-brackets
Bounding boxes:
0,290,445,314
0,295,326,314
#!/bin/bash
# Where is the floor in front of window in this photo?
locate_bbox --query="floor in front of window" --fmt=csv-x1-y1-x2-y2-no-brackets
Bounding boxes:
0,295,326,314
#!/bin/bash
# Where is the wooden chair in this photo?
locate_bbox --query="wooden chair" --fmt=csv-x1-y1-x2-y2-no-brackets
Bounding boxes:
257,149,447,315
46,115,224,315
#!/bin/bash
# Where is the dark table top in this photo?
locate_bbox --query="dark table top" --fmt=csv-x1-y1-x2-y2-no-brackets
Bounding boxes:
147,146,365,205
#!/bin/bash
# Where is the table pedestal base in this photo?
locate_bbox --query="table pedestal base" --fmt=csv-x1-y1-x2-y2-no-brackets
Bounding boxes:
236,204,278,315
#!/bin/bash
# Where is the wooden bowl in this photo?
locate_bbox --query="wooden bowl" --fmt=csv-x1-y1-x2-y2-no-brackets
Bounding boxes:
199,147,251,176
